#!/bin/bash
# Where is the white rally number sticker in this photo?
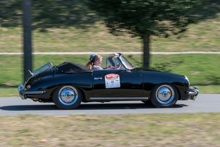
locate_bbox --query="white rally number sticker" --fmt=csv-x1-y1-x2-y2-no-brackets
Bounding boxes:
105,74,120,89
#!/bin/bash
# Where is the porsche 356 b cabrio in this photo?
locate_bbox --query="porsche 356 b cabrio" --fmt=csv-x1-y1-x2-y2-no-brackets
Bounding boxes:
18,53,199,109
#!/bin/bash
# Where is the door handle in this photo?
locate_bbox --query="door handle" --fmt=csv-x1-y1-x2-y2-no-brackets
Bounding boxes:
94,77,102,80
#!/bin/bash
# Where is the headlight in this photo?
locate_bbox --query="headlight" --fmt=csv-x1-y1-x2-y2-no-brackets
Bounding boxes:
184,75,190,86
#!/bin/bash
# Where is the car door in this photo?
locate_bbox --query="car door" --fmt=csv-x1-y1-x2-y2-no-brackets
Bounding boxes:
92,69,144,97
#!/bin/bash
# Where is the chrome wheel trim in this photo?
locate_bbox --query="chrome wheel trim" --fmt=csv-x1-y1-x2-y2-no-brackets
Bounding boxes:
58,86,78,106
155,85,175,104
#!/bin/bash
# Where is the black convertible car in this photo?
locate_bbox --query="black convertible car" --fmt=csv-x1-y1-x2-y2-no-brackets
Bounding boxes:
18,53,199,109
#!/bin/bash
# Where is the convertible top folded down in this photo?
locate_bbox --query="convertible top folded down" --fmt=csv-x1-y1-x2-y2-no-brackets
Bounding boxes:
18,53,199,109
56,62,92,73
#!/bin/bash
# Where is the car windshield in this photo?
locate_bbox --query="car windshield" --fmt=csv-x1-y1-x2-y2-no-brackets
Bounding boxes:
31,62,53,76
119,55,134,69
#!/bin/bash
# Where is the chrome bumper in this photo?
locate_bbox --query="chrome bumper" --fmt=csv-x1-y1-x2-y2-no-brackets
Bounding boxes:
18,84,45,99
186,86,199,100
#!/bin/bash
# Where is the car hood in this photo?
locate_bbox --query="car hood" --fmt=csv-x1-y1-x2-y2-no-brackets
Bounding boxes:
133,68,184,78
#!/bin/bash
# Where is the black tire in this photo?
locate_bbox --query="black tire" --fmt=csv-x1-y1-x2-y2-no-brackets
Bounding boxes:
53,86,82,109
150,84,178,108
142,100,152,105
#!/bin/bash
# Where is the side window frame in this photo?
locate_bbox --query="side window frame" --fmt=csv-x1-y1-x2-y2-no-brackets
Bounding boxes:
114,58,125,70
105,57,115,68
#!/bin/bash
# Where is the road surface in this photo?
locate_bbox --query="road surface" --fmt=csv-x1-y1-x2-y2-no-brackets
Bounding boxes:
0,94,219,116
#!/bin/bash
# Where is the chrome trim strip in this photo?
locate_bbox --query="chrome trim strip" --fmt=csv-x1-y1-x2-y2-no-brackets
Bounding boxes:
94,77,102,80
24,91,46,95
90,97,148,100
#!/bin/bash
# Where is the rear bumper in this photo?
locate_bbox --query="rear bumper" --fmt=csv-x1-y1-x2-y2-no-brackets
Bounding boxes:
186,86,199,100
18,84,46,99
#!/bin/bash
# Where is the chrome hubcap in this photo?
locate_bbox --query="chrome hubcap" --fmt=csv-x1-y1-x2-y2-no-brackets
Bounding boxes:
156,85,175,104
61,89,75,103
58,86,78,105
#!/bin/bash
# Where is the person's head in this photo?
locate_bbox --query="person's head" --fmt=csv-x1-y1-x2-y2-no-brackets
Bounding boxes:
86,54,102,69
93,55,102,66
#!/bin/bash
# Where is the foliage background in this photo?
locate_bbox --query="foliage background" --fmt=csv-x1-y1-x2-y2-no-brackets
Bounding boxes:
0,0,220,96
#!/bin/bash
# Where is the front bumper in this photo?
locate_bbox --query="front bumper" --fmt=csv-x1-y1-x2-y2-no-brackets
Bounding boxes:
186,86,199,100
18,84,46,99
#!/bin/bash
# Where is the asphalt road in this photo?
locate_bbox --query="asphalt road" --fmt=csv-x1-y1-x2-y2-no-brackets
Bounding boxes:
0,94,219,116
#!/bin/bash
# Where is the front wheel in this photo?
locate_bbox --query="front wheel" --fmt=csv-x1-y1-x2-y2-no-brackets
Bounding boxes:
150,84,178,108
53,86,82,109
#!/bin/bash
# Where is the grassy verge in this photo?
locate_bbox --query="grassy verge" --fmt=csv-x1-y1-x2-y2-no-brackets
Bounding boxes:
0,13,220,53
0,54,219,97
0,113,220,146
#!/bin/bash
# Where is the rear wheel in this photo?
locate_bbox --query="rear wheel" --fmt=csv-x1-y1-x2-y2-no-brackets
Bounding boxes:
53,86,82,109
150,84,178,108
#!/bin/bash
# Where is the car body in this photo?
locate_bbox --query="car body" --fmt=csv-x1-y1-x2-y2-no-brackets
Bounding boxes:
18,53,199,109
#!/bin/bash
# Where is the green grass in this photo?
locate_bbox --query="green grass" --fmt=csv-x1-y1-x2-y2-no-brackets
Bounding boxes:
0,13,220,53
0,54,219,97
0,113,220,146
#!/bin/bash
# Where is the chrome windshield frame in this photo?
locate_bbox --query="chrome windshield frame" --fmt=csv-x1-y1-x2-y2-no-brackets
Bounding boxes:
118,54,135,70
114,58,125,70
31,62,53,76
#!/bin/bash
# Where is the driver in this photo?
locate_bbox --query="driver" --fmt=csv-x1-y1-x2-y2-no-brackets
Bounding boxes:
86,54,104,70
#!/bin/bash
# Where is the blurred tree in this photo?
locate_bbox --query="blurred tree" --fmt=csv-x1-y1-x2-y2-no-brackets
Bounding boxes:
1,0,219,31
0,0,21,27
85,0,204,68
32,0,99,31
0,0,99,30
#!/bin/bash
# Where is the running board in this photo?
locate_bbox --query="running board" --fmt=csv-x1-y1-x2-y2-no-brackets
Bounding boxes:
90,97,148,101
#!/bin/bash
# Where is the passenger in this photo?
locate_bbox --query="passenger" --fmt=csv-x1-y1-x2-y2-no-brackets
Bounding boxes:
86,54,103,70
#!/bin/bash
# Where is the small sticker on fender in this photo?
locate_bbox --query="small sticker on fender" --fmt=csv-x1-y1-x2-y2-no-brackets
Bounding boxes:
105,74,120,89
